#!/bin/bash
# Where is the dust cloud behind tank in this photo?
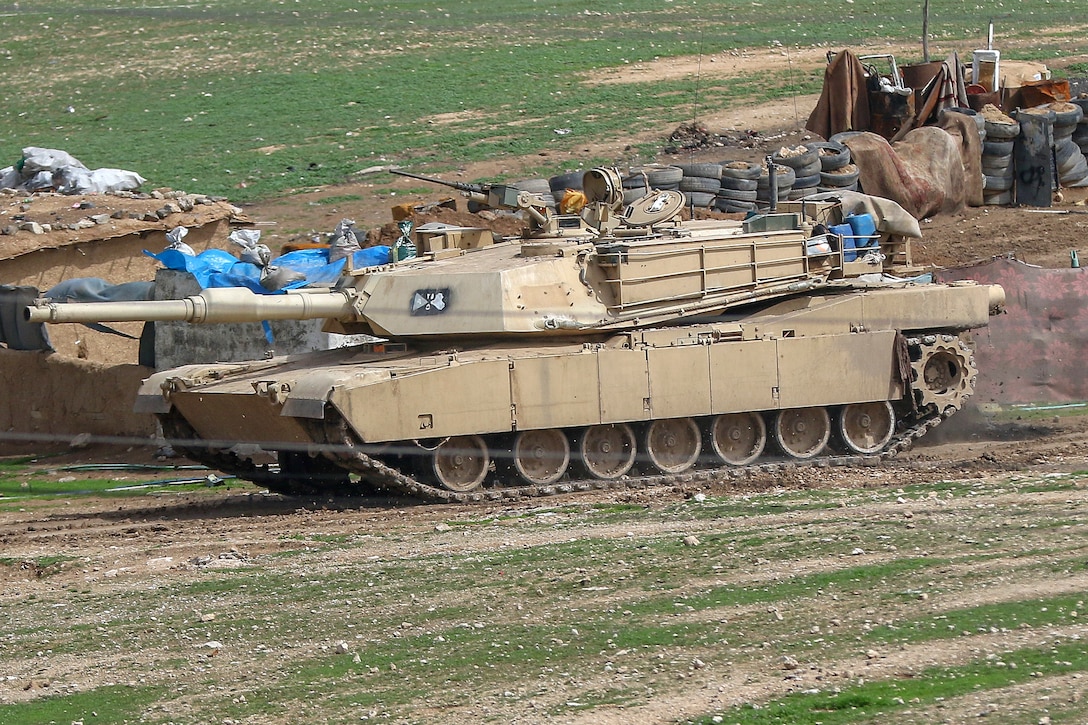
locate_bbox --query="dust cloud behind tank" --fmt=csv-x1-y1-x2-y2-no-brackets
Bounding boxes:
25,167,1005,501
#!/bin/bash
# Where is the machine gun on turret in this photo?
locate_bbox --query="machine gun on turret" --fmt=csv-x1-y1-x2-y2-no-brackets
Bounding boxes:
390,169,559,229
391,167,680,238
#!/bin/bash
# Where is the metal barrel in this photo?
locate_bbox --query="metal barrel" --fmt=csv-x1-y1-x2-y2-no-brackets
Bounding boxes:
25,286,357,325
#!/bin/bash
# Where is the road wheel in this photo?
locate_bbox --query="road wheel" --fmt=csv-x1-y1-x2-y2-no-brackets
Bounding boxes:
427,435,490,492
643,418,701,474
707,412,766,465
834,402,895,454
510,429,570,485
572,424,637,480
772,408,830,459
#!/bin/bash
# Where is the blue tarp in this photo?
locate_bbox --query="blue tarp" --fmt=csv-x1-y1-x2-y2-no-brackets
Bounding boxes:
143,245,392,294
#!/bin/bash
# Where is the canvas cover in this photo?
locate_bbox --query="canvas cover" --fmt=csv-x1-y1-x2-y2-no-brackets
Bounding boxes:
841,126,969,218
806,49,871,140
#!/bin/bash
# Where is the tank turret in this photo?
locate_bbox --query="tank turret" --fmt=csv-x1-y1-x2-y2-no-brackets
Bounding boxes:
33,168,1000,339
24,168,1005,502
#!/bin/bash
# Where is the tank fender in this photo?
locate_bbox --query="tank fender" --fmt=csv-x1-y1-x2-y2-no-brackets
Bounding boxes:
134,387,171,414
134,365,232,414
280,369,385,419
279,371,353,419
134,362,271,414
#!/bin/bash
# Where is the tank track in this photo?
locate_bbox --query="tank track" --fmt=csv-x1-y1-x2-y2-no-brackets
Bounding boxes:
159,335,975,504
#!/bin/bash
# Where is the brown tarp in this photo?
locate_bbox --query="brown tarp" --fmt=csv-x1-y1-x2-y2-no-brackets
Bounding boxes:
841,127,968,218
935,112,984,208
806,50,870,140
936,257,1088,404
806,50,984,216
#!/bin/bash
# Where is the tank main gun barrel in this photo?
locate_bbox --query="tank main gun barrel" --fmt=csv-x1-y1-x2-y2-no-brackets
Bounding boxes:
26,286,358,325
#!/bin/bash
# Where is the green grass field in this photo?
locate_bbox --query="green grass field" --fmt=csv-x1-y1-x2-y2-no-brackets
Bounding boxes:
1,1,1085,201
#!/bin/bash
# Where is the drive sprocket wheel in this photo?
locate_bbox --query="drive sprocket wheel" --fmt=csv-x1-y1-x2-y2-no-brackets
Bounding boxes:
908,335,978,414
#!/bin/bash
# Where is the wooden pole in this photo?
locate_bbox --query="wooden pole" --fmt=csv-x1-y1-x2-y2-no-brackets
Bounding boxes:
922,0,930,62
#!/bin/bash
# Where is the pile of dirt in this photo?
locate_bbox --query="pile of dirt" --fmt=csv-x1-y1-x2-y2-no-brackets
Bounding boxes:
0,189,245,262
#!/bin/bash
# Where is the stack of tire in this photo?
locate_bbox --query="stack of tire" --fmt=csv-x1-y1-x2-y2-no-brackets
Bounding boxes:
771,144,821,200
942,106,986,142
718,161,762,213
676,163,722,209
980,104,1019,206
1042,102,1088,188
1074,99,1088,161
754,163,793,207
809,140,858,194
548,170,584,211
622,164,682,206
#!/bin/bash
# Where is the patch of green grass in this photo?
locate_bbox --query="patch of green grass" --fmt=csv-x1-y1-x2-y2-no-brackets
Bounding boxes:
992,402,1088,421
0,685,163,724
685,496,843,519
0,471,253,498
0,555,78,579
618,557,945,620
279,532,355,545
868,593,1088,646
690,638,1088,724
0,456,35,471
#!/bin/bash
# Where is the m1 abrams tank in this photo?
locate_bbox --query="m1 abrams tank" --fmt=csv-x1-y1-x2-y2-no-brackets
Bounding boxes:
26,168,1004,502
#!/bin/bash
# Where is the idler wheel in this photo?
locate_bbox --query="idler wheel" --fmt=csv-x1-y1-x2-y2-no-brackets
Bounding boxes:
511,429,570,485
428,435,490,492
573,424,637,480
708,412,767,465
643,418,701,474
834,401,895,454
772,407,830,459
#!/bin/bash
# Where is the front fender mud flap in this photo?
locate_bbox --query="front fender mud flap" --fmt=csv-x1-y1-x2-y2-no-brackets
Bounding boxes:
280,373,345,419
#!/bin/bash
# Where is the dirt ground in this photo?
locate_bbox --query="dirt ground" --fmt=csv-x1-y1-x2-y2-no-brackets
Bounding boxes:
3,409,1088,722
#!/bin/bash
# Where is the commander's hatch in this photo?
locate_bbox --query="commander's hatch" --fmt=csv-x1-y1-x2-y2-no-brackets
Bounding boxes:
620,189,685,228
